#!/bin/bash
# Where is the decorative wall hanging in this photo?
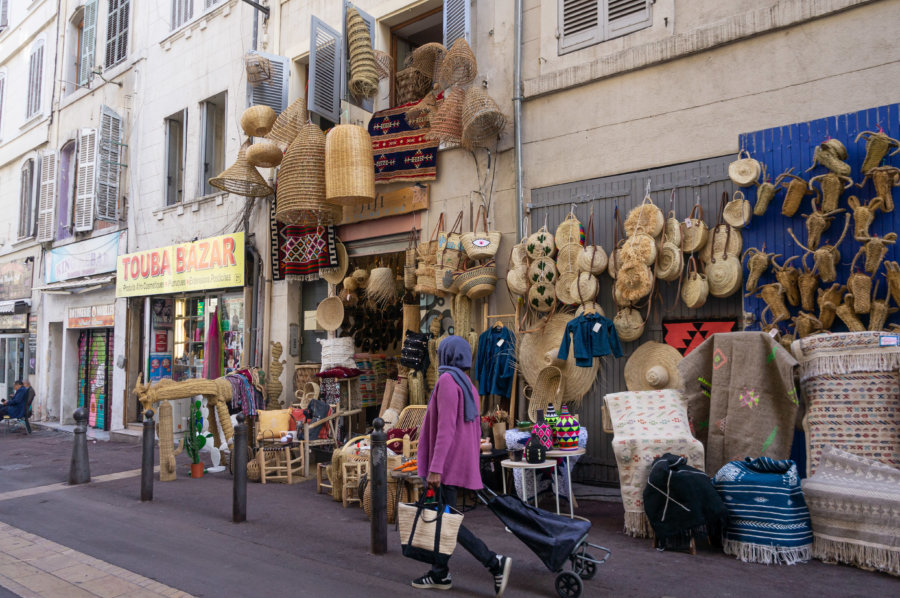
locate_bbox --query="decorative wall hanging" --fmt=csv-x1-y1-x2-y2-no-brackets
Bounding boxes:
369,103,439,185
855,129,900,173
808,171,852,213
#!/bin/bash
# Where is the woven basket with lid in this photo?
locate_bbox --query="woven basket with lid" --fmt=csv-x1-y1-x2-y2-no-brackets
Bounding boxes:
276,124,341,225
325,125,375,206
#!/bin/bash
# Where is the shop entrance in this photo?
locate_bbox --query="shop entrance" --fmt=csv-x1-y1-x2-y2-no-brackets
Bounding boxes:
77,329,113,430
0,335,29,402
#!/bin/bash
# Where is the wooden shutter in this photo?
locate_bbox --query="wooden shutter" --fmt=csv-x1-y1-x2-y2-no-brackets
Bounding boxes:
105,0,129,68
74,128,98,231
605,0,651,39
96,106,122,221
341,1,376,113
246,51,289,113
0,0,8,30
443,0,471,47
559,0,600,54
80,1,98,86
308,16,342,124
27,45,44,117
36,150,57,242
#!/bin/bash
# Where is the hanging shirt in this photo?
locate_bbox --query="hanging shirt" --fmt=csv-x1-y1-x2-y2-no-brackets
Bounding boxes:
474,325,516,398
557,313,623,367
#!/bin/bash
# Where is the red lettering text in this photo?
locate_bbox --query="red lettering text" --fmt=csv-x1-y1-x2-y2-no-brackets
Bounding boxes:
223,237,236,266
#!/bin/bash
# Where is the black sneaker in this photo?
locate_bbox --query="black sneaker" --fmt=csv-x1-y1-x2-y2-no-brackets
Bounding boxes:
411,571,452,590
490,555,512,597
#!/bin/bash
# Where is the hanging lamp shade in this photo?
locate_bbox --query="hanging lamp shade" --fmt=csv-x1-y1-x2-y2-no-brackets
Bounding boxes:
325,124,375,206
461,87,507,149
240,106,277,137
246,140,283,168
275,124,340,225
209,140,274,198
265,97,308,150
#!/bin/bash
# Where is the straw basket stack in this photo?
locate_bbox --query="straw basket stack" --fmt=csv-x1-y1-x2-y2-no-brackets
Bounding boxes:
325,125,375,206
276,124,341,225
346,8,379,99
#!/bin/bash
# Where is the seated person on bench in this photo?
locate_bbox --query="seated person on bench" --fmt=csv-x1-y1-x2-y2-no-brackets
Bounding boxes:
0,380,28,420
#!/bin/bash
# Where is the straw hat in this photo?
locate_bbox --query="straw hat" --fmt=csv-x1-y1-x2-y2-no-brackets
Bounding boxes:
352,268,369,288
437,39,478,89
517,313,599,403
528,366,564,423
321,242,348,285
240,106,277,137
624,341,683,391
460,87,507,149
342,276,359,292
316,296,345,331
246,140,283,168
209,140,274,198
728,150,761,187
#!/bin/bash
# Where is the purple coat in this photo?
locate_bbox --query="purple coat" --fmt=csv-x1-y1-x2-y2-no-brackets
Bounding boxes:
417,373,483,490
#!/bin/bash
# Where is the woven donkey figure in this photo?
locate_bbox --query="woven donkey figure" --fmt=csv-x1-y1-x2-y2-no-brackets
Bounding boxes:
855,130,900,173
742,246,776,294
847,196,884,241
858,165,900,212
817,283,846,330
788,213,850,284
847,248,873,314
868,281,899,332
860,233,897,273
801,196,844,250
772,255,801,307
756,282,790,323
809,172,853,213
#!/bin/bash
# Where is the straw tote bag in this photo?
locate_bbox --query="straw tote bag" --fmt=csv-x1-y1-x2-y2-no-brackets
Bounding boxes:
526,226,556,259
723,190,752,229
419,213,444,266
437,211,465,269
664,209,683,248
624,195,664,238
681,204,709,254
577,210,608,275
398,493,463,565
681,257,709,309
656,240,684,282
614,306,645,342
461,205,502,260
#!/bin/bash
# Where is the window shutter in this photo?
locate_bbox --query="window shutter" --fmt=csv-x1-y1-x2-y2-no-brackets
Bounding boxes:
0,76,5,135
105,0,129,68
36,150,57,242
308,16,342,124
559,0,600,53
605,0,651,39
96,106,122,221
80,1,98,86
341,1,376,113
246,51,289,113
443,0,471,47
27,45,44,117
74,128,98,232
0,0,8,29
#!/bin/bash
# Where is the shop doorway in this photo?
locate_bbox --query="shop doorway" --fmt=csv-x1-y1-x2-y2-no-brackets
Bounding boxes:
77,329,113,431
0,335,29,403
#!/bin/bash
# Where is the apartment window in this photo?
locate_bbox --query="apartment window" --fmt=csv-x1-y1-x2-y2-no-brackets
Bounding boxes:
97,105,124,221
200,92,226,196
18,160,36,239
26,42,45,118
558,0,652,55
205,0,222,8
57,141,77,240
79,2,97,87
0,0,8,32
165,110,186,205
172,0,193,30
74,128,98,232
105,0,129,68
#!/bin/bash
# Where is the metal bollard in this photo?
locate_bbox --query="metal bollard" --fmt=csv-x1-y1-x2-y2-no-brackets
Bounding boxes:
233,414,248,523
68,408,91,485
370,417,388,554
141,409,155,502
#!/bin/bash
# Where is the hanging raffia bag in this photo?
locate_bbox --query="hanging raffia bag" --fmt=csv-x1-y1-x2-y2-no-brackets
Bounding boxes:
577,209,607,275
664,209,683,247
528,281,556,313
571,272,599,304
455,261,497,300
723,190,752,229
616,261,653,303
527,256,557,285
511,237,529,268
619,233,657,266
656,241,684,282
555,272,578,305
414,264,439,296
614,306,645,342
701,224,742,263
437,211,465,269
435,261,459,295
556,243,582,275
707,253,742,298
681,257,708,309
461,205,502,260
507,265,529,297
681,204,709,254
728,149,761,187
555,212,584,249
526,226,555,259
624,196,664,238
419,213,444,266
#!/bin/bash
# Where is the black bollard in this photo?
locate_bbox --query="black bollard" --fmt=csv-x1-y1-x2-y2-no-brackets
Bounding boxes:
233,414,248,523
370,417,388,554
68,408,91,485
141,409,155,502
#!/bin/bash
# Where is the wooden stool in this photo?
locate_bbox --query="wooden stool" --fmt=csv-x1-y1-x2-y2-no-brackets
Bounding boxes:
317,462,334,494
342,460,368,507
259,442,305,484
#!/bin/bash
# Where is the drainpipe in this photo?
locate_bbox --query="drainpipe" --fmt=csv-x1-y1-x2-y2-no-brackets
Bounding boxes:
513,0,524,241
252,6,259,51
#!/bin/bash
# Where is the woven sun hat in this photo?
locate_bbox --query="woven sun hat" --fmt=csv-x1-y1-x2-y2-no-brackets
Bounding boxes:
624,341,683,391
209,140,274,198
346,7,379,99
461,87,507,149
619,233,657,266
555,213,584,249
426,86,465,146
526,227,555,259
316,296,345,332
240,105,277,137
528,256,557,284
321,242,348,285
342,276,359,292
266,97,308,150
366,267,397,308
555,272,578,305
517,313,599,403
276,125,341,225
325,125,375,206
728,149,761,187
246,140,283,168
577,245,607,275
352,268,369,288
616,261,653,302
556,243,582,275
624,196,664,238
437,38,477,89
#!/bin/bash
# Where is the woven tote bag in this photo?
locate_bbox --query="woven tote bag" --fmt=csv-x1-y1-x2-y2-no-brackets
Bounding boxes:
681,204,709,254
398,494,463,565
461,205,502,260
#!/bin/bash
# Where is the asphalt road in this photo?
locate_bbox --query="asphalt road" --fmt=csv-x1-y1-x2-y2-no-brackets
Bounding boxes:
0,429,897,597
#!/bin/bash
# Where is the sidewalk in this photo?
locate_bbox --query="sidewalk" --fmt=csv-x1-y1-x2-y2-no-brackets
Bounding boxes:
1,429,898,597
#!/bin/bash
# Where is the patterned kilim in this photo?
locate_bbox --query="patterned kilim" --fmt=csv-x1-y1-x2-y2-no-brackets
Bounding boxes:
369,101,438,185
802,446,900,576
272,222,337,281
714,457,812,565
604,389,705,538
793,332,900,476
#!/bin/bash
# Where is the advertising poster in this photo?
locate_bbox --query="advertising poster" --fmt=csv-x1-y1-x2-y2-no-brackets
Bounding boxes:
149,354,172,382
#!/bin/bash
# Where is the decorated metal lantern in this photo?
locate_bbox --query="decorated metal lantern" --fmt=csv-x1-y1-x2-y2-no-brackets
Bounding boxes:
553,405,580,450
532,409,553,450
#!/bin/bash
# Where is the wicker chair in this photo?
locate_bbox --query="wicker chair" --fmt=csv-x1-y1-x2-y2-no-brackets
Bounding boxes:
386,405,428,458
340,435,370,507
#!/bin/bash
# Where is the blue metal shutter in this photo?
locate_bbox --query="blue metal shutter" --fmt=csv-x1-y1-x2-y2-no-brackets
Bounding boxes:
247,51,289,113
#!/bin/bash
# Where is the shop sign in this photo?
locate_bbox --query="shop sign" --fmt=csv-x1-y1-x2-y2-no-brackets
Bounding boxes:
0,259,34,300
0,313,28,330
45,232,120,284
115,233,245,298
340,184,428,224
68,304,115,328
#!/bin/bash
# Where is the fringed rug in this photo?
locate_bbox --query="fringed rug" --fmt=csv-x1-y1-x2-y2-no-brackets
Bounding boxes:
792,332,900,476
272,222,337,281
369,101,438,185
802,446,900,576
714,457,812,565
604,389,705,538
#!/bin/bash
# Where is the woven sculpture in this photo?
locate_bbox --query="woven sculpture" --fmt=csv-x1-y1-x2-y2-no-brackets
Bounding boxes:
604,389,705,538
325,124,375,205
437,38,477,89
276,125,340,225
461,87,506,149
266,342,285,408
373,49,393,81
210,140,274,198
346,7,379,99
855,129,900,173
157,400,184,482
266,97,308,150
410,42,446,81
245,53,272,85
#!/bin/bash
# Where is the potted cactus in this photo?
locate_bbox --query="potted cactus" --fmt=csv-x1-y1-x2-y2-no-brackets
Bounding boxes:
185,400,212,478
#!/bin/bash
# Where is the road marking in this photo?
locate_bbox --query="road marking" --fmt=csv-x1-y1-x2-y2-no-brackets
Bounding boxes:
0,467,157,503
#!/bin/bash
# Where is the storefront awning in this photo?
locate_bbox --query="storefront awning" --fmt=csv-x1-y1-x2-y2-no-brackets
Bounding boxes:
0,299,30,314
32,274,116,294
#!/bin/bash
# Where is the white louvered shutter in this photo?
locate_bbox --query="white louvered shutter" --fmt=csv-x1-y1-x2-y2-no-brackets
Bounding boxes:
36,150,58,242
80,0,98,86
308,16,342,124
0,0,8,30
105,0,130,68
443,0,470,47
27,45,44,117
246,51,289,113
341,1,376,113
74,128,98,231
606,0,651,39
0,76,5,135
96,106,123,221
559,0,600,53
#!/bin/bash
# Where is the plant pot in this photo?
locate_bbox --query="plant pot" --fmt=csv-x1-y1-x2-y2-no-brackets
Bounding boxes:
190,462,205,478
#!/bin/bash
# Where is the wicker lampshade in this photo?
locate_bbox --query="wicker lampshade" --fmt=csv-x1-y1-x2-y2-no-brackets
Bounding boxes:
461,87,506,149
266,97,308,150
426,86,464,145
410,42,446,81
240,106,277,137
438,39,477,89
246,141,283,168
276,124,341,225
325,124,375,206
209,140,274,198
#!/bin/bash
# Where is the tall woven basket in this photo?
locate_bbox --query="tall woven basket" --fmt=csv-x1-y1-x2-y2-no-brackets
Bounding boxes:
426,86,465,146
276,124,341,225
346,7,379,99
325,125,375,206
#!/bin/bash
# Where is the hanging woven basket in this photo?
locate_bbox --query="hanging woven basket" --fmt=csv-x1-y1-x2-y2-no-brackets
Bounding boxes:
437,38,478,89
526,227,556,259
461,87,507,149
528,282,557,313
527,256,557,285
275,124,340,225
619,233,657,266
240,105,277,137
410,42,446,81
507,265,529,297
346,7,379,100
614,307,644,342
577,245,607,275
700,224,742,264
426,86,465,146
616,262,653,302
555,272,578,305
209,140,274,198
367,267,398,307
656,242,684,282
707,255,742,298
556,243,582,275
325,125,375,206
266,97,308,150
571,272,599,304
664,211,682,247
723,190,752,229
681,205,709,254
681,257,708,309
624,196,664,238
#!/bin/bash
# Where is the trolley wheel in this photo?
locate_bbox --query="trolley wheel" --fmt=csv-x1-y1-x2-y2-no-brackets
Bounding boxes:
571,553,597,580
555,571,583,598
